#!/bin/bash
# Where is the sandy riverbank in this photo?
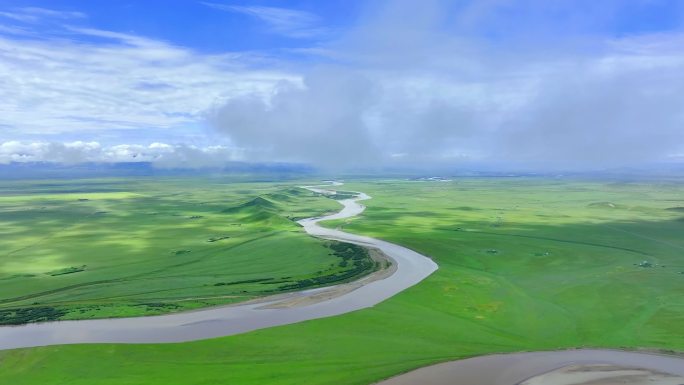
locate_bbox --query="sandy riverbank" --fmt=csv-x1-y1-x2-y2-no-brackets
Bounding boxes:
0,183,438,350
261,248,396,309
520,364,684,385
375,349,684,385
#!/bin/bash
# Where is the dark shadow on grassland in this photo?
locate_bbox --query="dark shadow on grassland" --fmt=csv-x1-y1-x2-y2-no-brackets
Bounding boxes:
315,206,684,354
0,186,357,323
431,217,684,269
375,216,684,348
326,193,684,346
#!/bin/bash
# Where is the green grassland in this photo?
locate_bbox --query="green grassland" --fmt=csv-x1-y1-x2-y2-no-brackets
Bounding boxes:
1,177,684,385
0,177,377,324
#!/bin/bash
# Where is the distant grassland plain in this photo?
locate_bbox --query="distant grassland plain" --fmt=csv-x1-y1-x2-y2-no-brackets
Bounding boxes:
1,177,684,385
0,177,377,324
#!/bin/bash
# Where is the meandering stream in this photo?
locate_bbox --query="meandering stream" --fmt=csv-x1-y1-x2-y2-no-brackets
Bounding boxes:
0,184,438,350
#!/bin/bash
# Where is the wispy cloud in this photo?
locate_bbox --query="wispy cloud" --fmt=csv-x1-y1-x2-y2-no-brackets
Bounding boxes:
0,7,85,23
202,3,325,38
0,26,298,138
0,24,32,36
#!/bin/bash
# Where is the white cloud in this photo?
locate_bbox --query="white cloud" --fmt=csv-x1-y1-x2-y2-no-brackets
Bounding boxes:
209,0,684,171
0,141,239,167
2,1,683,171
202,3,325,38
0,141,101,164
0,25,298,137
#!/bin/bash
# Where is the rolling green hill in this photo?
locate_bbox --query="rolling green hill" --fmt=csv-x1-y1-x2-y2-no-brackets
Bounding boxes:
0,178,374,324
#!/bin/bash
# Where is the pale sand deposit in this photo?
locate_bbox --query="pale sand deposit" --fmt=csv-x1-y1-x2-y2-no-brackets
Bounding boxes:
375,350,684,385
520,364,684,385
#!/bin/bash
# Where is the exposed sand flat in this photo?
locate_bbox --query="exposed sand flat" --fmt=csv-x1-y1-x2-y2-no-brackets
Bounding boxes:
520,364,684,385
375,350,684,385
260,248,397,309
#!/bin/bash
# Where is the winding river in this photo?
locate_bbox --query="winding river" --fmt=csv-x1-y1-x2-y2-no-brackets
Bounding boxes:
2,183,683,384
0,184,438,350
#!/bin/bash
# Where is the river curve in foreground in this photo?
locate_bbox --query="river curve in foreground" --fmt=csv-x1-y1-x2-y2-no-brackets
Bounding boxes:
0,183,438,350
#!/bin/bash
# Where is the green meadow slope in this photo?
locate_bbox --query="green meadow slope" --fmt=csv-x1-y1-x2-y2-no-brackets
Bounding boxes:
1,178,683,385
0,178,377,323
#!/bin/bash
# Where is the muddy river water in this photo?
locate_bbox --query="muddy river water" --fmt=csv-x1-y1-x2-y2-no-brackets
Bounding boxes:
0,185,438,350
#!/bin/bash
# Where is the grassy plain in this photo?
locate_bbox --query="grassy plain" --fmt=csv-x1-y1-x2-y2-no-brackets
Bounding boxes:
0,177,376,323
1,177,684,384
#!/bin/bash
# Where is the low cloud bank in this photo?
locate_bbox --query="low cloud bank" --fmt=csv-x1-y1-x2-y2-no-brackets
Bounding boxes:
209,0,684,171
0,141,239,168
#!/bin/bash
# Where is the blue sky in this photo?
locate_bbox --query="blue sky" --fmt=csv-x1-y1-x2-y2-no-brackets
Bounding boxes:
1,1,683,169
0,0,360,53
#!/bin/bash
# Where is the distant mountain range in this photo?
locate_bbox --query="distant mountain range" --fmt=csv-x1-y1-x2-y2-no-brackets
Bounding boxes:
2,161,684,181
0,162,316,180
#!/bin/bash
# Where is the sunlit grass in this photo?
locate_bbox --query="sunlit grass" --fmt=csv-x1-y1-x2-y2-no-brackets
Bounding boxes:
0,177,356,321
